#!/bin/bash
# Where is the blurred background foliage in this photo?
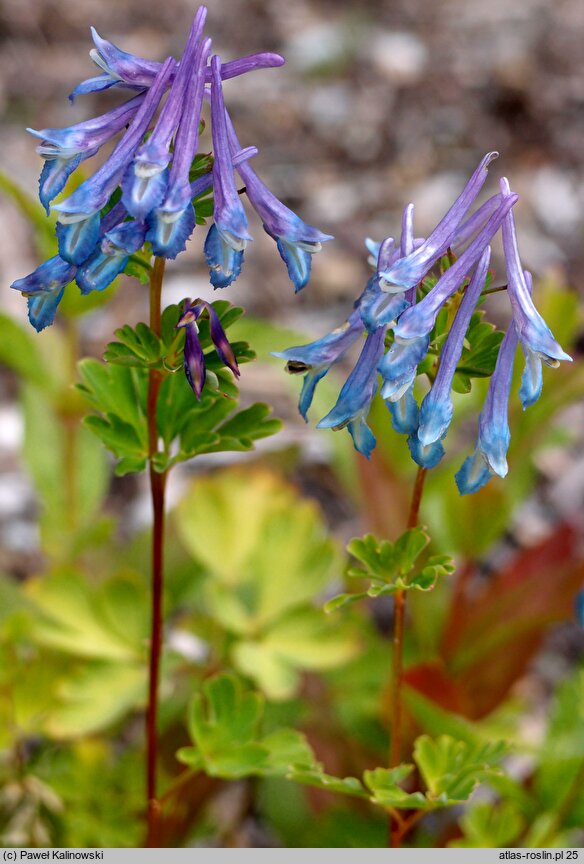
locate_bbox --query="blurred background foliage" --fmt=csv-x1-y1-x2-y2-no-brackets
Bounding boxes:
1,0,584,849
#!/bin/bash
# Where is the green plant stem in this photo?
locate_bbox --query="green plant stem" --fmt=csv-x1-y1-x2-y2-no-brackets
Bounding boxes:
388,465,427,848
146,256,167,848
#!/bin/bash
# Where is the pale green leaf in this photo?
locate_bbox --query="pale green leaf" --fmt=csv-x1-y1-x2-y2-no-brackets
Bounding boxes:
25,570,143,662
414,735,506,804
450,801,524,848
364,766,428,810
44,663,145,739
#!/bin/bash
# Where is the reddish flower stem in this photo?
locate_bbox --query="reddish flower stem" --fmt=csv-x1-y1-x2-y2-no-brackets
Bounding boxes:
388,465,427,848
146,256,167,848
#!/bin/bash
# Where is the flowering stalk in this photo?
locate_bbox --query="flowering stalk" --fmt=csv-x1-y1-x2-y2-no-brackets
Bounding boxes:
146,256,167,848
12,14,333,844
388,466,427,848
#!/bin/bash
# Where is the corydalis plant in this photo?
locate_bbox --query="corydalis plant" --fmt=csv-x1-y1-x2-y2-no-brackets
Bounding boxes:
276,152,571,494
12,5,331,348
9,7,333,848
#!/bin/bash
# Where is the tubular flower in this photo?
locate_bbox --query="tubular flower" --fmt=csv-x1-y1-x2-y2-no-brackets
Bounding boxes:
203,55,252,287
359,206,426,335
54,58,175,265
14,5,330,333
392,193,517,342
11,201,128,329
416,246,492,447
177,300,240,398
379,152,499,292
11,256,76,332
455,323,519,495
499,177,571,372
122,9,207,221
317,327,387,458
76,220,147,294
69,24,285,101
386,386,419,436
28,94,145,214
517,270,543,409
277,153,570,492
272,309,364,420
69,27,162,101
146,37,211,258
224,111,333,292
359,237,409,332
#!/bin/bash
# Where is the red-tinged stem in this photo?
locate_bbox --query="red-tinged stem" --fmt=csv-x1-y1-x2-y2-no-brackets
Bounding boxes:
146,256,167,848
389,466,427,848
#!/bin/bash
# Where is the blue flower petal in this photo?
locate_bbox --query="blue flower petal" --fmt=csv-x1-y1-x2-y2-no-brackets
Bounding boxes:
517,313,572,367
380,152,499,291
298,368,328,421
56,58,174,224
318,329,385,432
478,422,510,479
209,56,252,250
472,325,517,481
203,223,244,288
146,203,196,259
386,386,419,435
455,449,493,495
69,74,119,102
364,237,381,264
56,213,101,265
39,153,85,215
225,109,331,291
11,255,76,296
75,250,127,294
272,311,363,371
12,255,75,331
393,195,517,342
378,334,429,384
407,434,445,469
380,371,415,402
416,246,490,446
122,163,169,221
276,237,312,293
359,276,409,332
519,346,543,409
27,285,65,332
74,220,145,293
348,417,376,459
500,181,571,368
417,398,453,447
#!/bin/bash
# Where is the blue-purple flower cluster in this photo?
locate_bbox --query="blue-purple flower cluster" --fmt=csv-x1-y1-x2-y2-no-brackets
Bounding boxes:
275,153,571,495
12,6,331,333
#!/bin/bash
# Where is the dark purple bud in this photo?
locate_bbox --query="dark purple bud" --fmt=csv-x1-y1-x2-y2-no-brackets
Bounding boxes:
183,323,206,399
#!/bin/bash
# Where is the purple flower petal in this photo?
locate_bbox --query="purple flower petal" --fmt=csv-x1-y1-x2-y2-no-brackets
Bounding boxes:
379,152,499,291
417,246,491,445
